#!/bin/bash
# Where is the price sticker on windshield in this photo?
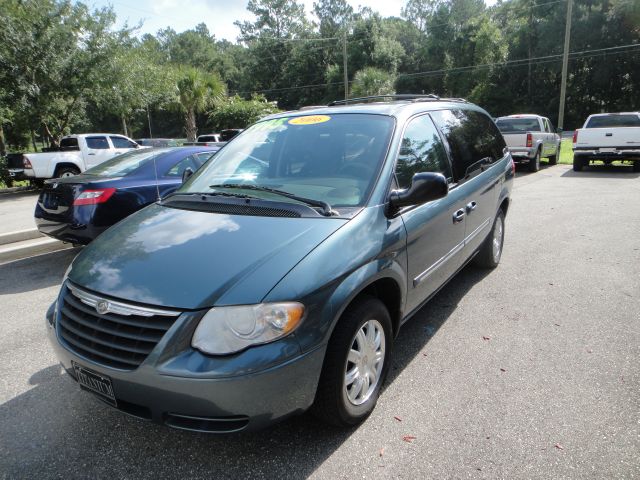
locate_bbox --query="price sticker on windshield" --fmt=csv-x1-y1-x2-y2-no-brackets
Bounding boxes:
288,115,331,126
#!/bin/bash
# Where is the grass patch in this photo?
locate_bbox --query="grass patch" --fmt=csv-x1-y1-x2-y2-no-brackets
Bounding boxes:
558,138,574,165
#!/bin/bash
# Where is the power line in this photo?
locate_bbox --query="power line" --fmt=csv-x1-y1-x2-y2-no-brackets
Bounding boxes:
229,44,640,96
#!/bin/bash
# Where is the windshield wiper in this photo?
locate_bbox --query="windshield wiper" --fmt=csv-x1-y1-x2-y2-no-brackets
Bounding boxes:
162,190,253,202
209,184,336,216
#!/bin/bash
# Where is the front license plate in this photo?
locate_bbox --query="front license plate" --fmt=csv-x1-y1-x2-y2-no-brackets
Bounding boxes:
72,361,117,406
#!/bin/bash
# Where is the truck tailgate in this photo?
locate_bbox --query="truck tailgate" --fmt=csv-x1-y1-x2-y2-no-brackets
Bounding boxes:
575,128,640,149
502,133,528,149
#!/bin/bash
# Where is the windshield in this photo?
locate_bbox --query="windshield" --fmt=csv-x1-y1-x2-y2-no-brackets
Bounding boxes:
84,148,172,177
495,118,541,133
182,114,395,209
585,114,640,128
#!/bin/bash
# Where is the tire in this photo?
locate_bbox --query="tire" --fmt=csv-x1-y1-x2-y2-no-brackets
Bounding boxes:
548,145,559,165
473,209,505,269
573,156,585,172
633,161,640,173
528,149,541,172
312,296,393,427
32,179,45,189
55,166,80,178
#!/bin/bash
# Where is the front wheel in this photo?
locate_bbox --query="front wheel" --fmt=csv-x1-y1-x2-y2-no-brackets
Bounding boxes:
473,209,505,269
312,297,392,427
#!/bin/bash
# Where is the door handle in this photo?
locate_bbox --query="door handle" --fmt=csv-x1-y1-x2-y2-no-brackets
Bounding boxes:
466,201,477,213
453,209,465,224
88,153,96,155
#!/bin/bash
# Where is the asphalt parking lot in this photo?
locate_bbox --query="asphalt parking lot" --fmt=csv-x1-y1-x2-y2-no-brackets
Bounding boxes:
0,163,638,479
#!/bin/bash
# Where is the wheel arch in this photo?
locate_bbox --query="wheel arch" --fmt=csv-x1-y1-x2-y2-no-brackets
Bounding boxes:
53,162,81,177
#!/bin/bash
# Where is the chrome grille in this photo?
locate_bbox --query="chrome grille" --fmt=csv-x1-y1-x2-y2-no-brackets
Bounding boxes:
57,283,181,370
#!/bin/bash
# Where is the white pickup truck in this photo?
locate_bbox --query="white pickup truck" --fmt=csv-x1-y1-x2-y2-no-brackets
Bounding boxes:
8,134,142,184
495,114,561,172
572,112,640,172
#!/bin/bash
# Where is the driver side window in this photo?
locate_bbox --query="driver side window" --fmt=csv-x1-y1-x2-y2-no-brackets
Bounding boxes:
395,115,452,189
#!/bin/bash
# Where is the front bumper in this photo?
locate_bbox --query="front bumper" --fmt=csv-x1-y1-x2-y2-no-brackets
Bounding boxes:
46,301,324,432
35,215,104,245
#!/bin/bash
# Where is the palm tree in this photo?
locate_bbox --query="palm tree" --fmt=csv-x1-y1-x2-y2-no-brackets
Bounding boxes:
351,67,396,98
176,68,226,141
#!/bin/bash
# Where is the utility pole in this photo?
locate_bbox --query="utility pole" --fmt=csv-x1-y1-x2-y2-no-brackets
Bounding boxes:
343,30,348,102
558,0,573,129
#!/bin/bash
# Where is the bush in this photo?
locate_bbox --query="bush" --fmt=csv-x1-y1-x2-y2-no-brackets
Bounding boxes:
208,95,280,131
0,156,13,188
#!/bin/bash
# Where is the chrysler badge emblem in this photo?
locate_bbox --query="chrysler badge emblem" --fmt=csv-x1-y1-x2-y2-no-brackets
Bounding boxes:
96,300,110,315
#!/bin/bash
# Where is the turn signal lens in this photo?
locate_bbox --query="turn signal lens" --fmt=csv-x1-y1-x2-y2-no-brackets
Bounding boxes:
526,133,533,148
73,188,116,206
573,130,578,144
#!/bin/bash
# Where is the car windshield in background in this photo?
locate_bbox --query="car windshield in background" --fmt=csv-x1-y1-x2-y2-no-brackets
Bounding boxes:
495,118,541,132
182,114,395,209
84,148,172,177
585,114,640,128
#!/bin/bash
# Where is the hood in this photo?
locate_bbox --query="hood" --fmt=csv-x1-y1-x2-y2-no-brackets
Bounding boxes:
68,204,346,309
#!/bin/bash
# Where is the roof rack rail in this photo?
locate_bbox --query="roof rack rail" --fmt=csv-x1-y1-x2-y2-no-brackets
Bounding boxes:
328,94,441,106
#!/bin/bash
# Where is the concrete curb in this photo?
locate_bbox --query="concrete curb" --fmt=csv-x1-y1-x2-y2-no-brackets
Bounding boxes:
0,237,70,264
0,186,36,194
0,228,43,246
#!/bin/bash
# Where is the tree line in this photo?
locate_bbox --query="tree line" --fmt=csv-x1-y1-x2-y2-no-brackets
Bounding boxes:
1,0,638,155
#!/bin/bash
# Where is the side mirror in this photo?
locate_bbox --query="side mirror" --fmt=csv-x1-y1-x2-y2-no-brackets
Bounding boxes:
389,172,448,210
182,167,194,183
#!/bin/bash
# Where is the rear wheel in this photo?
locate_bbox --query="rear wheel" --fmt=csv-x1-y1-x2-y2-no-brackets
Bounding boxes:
573,156,585,172
473,209,505,269
528,150,541,172
633,161,640,173
548,146,559,165
312,297,392,427
56,166,80,178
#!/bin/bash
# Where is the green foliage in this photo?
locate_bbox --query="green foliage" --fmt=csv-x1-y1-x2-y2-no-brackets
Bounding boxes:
0,0,638,147
351,68,396,97
208,95,280,131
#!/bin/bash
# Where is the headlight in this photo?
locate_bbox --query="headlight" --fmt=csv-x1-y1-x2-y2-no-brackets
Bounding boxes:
192,302,305,355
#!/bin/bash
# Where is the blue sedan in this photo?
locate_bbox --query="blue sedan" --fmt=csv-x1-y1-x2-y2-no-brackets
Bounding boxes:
34,146,219,245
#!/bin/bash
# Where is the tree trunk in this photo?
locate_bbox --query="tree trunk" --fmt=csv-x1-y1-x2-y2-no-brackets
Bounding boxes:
0,124,6,157
184,108,197,141
121,114,129,138
31,130,38,151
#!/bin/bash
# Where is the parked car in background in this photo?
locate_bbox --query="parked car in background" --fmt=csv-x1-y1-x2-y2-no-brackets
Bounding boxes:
34,146,218,245
572,112,640,172
196,133,221,144
8,134,142,185
46,95,513,432
135,138,180,148
495,114,561,172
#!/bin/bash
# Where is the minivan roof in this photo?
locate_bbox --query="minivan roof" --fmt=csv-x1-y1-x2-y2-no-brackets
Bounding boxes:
262,98,486,122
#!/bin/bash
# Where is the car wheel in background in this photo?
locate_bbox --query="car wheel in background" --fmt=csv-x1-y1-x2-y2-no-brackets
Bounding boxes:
473,209,505,269
312,296,392,427
633,161,640,173
549,146,559,165
573,156,585,172
56,166,80,178
528,150,541,172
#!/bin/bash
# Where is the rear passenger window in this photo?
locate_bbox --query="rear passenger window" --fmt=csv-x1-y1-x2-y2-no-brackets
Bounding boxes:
395,115,452,189
110,136,137,148
431,109,506,182
86,137,109,149
165,155,200,177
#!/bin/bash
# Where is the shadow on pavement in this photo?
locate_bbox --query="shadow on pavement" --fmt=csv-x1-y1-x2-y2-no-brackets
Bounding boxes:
513,161,555,178
561,163,640,178
0,248,80,294
0,263,491,478
0,190,39,203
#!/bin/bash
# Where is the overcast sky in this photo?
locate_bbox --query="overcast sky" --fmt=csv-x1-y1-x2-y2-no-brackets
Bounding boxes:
89,0,495,41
